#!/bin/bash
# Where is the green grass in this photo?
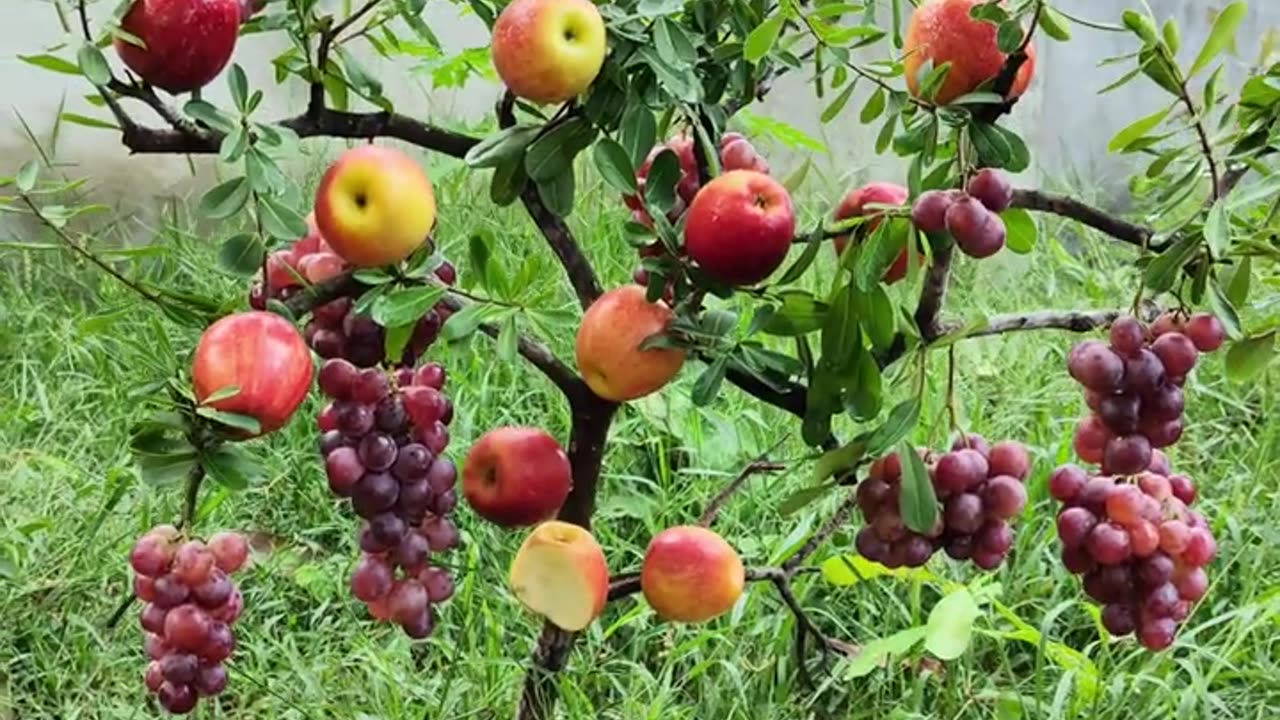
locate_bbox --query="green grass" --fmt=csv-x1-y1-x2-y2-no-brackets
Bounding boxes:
1,152,1279,720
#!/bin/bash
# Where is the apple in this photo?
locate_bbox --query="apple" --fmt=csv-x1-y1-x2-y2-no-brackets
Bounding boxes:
904,0,1036,105
508,520,609,632
116,0,241,94
491,0,607,104
463,426,572,527
684,170,796,286
314,145,437,268
575,285,686,402
293,212,325,255
833,182,920,285
640,526,745,623
265,250,303,290
192,311,314,437
298,252,347,284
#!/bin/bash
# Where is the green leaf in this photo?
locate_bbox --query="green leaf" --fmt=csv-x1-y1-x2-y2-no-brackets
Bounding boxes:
77,43,112,86
1225,255,1251,307
1108,107,1170,153
854,219,908,290
18,54,81,75
1208,282,1242,341
1224,333,1276,382
464,124,541,169
497,314,519,363
777,226,825,285
198,177,249,220
257,193,309,240
925,588,981,660
336,46,384,99
245,147,289,195
820,283,861,372
1188,2,1248,78
782,157,812,194
1121,10,1159,44
1038,6,1072,41
845,349,882,420
60,112,118,130
524,117,596,182
202,445,263,491
744,13,785,62
371,286,446,329
441,303,502,342
490,153,528,207
16,161,39,192
898,438,938,534
137,452,198,487
655,17,697,67
778,482,838,516
537,170,576,218
200,385,242,405
995,20,1024,54
865,399,921,457
692,355,729,406
1001,207,1037,254
1162,19,1181,55
468,231,494,291
183,99,238,133
228,64,249,112
196,406,262,435
620,109,658,168
592,138,637,194
761,290,828,336
1203,199,1231,258
859,284,896,351
844,627,927,679
218,234,265,276
644,148,681,211
1143,233,1200,292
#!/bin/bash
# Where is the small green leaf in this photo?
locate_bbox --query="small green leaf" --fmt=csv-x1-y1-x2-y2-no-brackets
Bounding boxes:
860,87,886,124
441,303,502,341
1143,233,1200,292
1038,6,1072,41
1121,10,1159,43
228,64,250,111
854,219,909,291
1208,282,1242,341
995,20,1024,54
137,452,198,487
692,355,729,406
1225,333,1276,382
524,117,596,181
77,43,112,86
1162,19,1181,55
257,193,309,240
820,283,861,372
761,290,828,336
1001,207,1038,254
859,284,896,351
465,124,541,169
1225,255,1251,307
199,177,250,220
202,445,263,490
620,109,658,168
196,406,262,435
778,482,838,517
490,153,528,207
468,231,494,291
16,161,39,192
1108,107,1171,153
643,148,681,211
537,170,576,218
925,588,981,660
1203,200,1231,258
183,99,238,133
18,54,81,75
844,627,928,679
497,314,519,362
865,399,920,457
822,84,857,124
1189,2,1248,78
592,138,637,194
898,438,938,534
60,112,118,130
744,13,785,62
777,226,825,285
370,286,446,329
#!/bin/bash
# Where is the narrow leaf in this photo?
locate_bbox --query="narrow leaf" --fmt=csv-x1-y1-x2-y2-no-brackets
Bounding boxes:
898,438,938,534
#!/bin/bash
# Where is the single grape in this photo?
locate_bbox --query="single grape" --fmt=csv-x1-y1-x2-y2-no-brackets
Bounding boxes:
898,536,934,568
415,363,447,389
152,574,191,609
934,449,989,494
1143,582,1180,618
393,367,416,387
946,195,1006,258
194,663,228,696
310,329,348,359
1078,477,1118,516
157,682,197,714
971,549,1004,570
421,516,460,551
1073,415,1111,465
982,476,1027,519
1182,528,1217,566
351,555,394,602
160,653,199,684
1139,416,1183,449
1168,474,1196,504
164,605,213,652
130,534,174,577
358,433,399,473
1068,341,1125,393
337,402,376,437
320,429,348,455
855,527,889,561
145,660,165,693
1103,434,1153,476
1157,519,1191,555
1142,384,1185,423
1083,571,1117,603
388,579,430,625
200,621,235,663
431,489,459,515
857,477,895,513
402,605,436,639
1151,332,1198,377
418,421,451,455
1125,349,1166,395
1102,603,1138,635
318,358,359,400
943,535,974,560
1147,449,1171,476
425,458,457,495
1109,316,1146,357
140,603,168,634
421,566,455,602
944,493,985,534
435,261,458,285
988,441,1031,480
966,169,1013,212
396,480,434,519
392,443,433,482
1062,545,1096,574
207,532,249,574
1097,564,1136,600
950,434,991,457
135,575,157,602
1098,393,1141,435
375,396,409,433
346,339,385,368
393,531,431,573
172,542,215,586
208,588,243,624
369,512,408,545
1150,312,1187,338
1137,471,1172,500
352,472,399,517
358,523,389,553
313,297,351,327
1171,601,1191,621
403,386,446,426
1086,522,1132,565
325,447,365,497
1185,313,1225,352
1057,507,1098,548
910,189,956,233
1104,484,1145,526
352,368,391,404
977,519,1013,554
192,571,233,609
1137,552,1175,587
1048,464,1088,503
1084,389,1107,412
1129,520,1160,557
872,510,907,542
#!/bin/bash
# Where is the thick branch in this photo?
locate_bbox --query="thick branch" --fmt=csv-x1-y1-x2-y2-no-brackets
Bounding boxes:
939,303,1160,340
1011,189,1156,250
519,186,602,310
973,1,1041,123
914,242,953,342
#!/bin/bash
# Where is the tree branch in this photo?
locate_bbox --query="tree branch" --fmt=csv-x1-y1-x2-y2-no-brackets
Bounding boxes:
1011,189,1157,250
519,186,603,310
914,241,953,342
698,459,786,527
973,0,1042,123
938,303,1161,341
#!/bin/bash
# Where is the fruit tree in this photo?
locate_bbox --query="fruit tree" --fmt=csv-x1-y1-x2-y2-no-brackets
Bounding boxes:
11,0,1280,717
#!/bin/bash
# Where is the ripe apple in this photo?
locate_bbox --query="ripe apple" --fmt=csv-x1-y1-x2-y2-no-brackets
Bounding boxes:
684,170,796,286
298,252,347,284
192,311,314,437
833,182,919,285
904,0,1036,105
314,145,437,268
575,285,685,402
293,212,325,256
463,426,572,527
116,0,241,94
641,526,745,623
491,0,607,104
508,520,609,631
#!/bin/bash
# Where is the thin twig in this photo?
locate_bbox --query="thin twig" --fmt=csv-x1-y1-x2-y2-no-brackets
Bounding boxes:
697,445,789,527
1177,78,1221,200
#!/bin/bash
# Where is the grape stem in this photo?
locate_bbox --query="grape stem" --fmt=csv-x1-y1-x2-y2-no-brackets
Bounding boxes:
180,464,207,534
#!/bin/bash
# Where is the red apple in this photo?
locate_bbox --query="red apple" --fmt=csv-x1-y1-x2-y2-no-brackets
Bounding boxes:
265,250,302,290
463,426,572,527
833,182,919,284
509,521,609,631
192,311,314,436
116,0,241,94
298,252,347,284
576,285,685,402
684,170,796,286
641,526,745,623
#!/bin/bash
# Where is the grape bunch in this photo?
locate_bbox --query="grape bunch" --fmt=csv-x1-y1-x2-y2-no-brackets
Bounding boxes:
1067,312,1226,475
855,436,1031,571
1049,462,1216,650
317,358,459,638
130,528,250,714
910,168,1012,259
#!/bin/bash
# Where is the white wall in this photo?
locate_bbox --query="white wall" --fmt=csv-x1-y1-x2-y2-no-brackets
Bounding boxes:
1,0,1276,227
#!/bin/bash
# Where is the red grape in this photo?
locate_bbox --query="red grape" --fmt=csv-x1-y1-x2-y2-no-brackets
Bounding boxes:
1124,349,1166,395
388,579,430,625
1129,520,1159,557
1143,582,1180,617
140,603,168,634
977,520,1013,554
192,571,233,609
358,433,399,472
414,363,447,389
1137,552,1175,587
421,566,455,602
145,661,165,692
1168,474,1196,504
1098,393,1141,435
1049,465,1088,502
319,358,359,400
208,532,249,573
1182,528,1217,566
966,169,1013,212
982,476,1027,518
337,402,376,437
160,653,199,684
1086,522,1132,565
934,449,989,494
987,441,1030,480
1109,316,1146,357
352,555,394,602
950,434,990,457
352,472,399,517
421,516,460,551
209,588,243,624
1057,507,1098,548
157,682,197,714
1151,333,1198,376
131,534,175,577
164,605,213,652
1147,450,1171,476
1185,313,1225,352
910,189,955,233
152,574,191,609
1068,341,1124,392
201,621,235,663
325,447,365,496
1102,603,1137,634
194,663,228,696
1073,415,1111,464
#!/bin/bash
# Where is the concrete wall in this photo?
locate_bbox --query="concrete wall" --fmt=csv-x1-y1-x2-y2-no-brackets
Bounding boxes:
1,0,1276,225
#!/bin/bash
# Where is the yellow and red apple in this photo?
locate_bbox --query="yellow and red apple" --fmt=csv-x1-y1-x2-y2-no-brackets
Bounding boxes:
575,285,685,402
508,520,609,631
491,0,607,104
904,0,1036,105
684,170,795,286
116,0,241,94
463,426,573,527
314,145,437,268
641,526,745,623
833,182,920,285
